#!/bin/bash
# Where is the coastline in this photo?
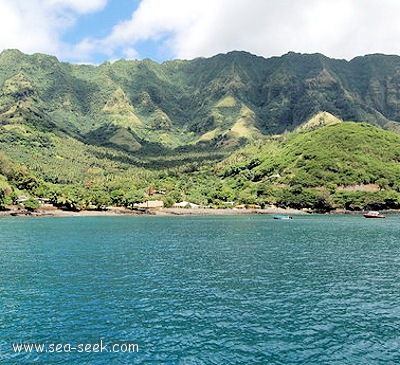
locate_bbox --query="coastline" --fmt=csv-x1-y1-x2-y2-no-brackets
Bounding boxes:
0,206,306,217
152,207,305,216
2,205,398,218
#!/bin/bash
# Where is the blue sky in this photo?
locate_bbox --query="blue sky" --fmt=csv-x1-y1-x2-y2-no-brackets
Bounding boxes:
0,0,400,64
63,1,140,42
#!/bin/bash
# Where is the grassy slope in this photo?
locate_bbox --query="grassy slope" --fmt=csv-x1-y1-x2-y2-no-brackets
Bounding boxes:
222,122,400,186
219,122,400,210
1,114,400,211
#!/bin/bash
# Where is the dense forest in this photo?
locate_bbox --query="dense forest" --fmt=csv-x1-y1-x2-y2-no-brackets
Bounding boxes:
2,113,400,212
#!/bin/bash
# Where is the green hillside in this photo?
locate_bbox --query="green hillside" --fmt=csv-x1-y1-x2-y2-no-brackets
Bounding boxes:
2,114,400,212
2,49,400,152
219,121,400,211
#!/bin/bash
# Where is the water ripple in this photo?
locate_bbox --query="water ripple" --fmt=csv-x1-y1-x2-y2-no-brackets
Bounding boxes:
1,215,400,364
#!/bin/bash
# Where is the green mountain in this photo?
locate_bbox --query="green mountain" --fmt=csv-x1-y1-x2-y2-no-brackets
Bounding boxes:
2,49,400,152
2,49,400,212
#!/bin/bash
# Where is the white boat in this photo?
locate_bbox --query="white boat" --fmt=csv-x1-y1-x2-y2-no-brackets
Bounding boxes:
363,211,386,218
273,215,293,220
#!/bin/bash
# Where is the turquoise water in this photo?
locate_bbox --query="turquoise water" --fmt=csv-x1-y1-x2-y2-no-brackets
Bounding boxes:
1,214,400,364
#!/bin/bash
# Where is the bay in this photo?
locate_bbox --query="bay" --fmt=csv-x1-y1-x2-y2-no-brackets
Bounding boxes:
1,214,400,364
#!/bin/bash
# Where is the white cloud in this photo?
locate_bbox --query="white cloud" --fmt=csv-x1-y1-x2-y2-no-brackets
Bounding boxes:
46,0,107,14
1,0,400,63
0,1,47,52
0,0,107,59
95,0,208,57
92,0,400,62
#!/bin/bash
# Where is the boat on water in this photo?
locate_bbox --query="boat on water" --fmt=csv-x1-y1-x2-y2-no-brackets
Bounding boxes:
273,215,293,220
363,211,386,218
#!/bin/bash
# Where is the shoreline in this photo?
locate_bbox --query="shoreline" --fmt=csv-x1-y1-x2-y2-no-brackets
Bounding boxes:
1,206,399,218
0,206,306,217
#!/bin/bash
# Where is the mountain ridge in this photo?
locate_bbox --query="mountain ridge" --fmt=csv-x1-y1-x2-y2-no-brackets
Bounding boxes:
2,49,400,152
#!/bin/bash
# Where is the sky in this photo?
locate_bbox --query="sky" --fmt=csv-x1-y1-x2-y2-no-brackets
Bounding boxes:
0,0,400,64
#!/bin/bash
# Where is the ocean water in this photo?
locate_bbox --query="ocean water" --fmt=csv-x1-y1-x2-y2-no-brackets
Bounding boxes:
1,214,400,364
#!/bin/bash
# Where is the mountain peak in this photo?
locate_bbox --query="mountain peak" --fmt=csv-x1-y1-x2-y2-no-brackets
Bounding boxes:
296,112,342,132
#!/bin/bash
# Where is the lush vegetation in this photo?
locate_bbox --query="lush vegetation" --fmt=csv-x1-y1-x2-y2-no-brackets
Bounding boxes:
2,49,400,152
2,116,400,212
2,49,400,212
217,121,400,211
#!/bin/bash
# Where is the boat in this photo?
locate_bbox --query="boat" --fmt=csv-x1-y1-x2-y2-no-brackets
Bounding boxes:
273,215,293,220
363,211,386,218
